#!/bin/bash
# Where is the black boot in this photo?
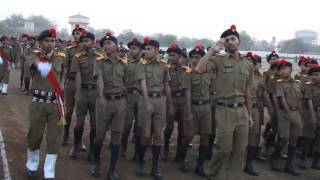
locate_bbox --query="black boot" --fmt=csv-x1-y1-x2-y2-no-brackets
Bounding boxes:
132,136,141,161
162,132,171,161
207,134,215,160
284,145,299,176
24,77,30,95
178,141,189,173
244,146,259,176
87,129,96,161
195,145,208,177
107,145,120,180
136,144,146,176
26,168,37,179
312,151,320,170
255,146,268,161
62,124,70,146
69,128,83,159
91,144,102,177
270,145,282,171
151,145,163,180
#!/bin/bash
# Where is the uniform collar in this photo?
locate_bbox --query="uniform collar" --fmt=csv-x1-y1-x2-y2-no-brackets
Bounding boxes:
225,52,244,60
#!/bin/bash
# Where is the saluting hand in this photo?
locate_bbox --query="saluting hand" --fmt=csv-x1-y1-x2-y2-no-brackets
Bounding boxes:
211,38,225,53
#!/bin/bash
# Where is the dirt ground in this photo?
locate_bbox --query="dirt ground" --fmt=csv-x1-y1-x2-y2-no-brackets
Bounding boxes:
0,68,319,180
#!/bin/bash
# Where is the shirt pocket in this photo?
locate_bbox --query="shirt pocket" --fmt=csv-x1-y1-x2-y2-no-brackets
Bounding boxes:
79,60,90,75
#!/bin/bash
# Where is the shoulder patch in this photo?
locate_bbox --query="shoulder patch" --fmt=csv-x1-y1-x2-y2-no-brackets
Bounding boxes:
270,75,274,80
75,51,87,58
182,66,192,73
160,59,168,64
305,81,313,85
277,79,283,83
295,80,301,83
140,59,147,65
56,51,66,58
67,45,76,49
33,49,41,54
94,52,105,61
215,53,225,57
119,58,128,64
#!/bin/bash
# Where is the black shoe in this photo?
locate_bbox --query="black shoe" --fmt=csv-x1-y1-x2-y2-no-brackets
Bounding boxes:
195,166,207,178
69,146,78,159
244,165,259,176
151,171,163,180
26,169,37,179
107,171,120,180
136,160,146,176
284,166,300,176
179,160,189,173
255,152,268,162
91,162,100,177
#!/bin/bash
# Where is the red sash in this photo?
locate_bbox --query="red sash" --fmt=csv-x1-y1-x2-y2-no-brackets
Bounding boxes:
35,52,66,126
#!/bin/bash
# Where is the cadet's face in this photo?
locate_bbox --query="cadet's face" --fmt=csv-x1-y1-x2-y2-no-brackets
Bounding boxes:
103,40,118,54
41,37,56,52
144,46,158,59
191,54,202,63
129,46,141,58
168,52,180,64
22,37,28,43
73,31,81,41
224,35,239,52
280,66,292,77
82,38,94,49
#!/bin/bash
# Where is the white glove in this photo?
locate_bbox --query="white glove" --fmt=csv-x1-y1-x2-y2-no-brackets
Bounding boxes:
37,61,52,78
0,56,3,65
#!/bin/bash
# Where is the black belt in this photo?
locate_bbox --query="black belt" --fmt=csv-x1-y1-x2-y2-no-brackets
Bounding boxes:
217,102,244,108
172,91,184,97
148,92,161,98
32,90,57,103
192,100,210,105
104,93,124,100
81,84,96,89
252,103,258,108
127,88,139,95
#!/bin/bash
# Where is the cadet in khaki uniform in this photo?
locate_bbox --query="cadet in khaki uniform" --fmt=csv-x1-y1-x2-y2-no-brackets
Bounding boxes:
178,44,213,177
62,24,85,147
19,34,29,89
303,65,320,170
0,35,13,95
195,25,254,180
135,38,173,180
162,43,185,161
69,31,98,160
91,33,127,180
25,28,65,180
270,60,303,176
21,36,37,95
120,38,143,158
243,53,265,176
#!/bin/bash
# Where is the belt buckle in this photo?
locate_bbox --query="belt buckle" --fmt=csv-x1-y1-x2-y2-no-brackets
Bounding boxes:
110,95,115,100
88,85,93,89
233,103,238,108
176,92,181,97
152,93,157,97
198,101,203,105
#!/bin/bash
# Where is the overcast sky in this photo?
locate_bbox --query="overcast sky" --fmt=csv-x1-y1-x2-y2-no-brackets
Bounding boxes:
1,0,319,41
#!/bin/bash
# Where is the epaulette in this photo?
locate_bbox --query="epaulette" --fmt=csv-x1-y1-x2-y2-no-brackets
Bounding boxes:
33,49,41,54
74,51,87,58
295,79,301,83
94,51,105,61
302,74,308,77
270,75,274,80
67,45,76,49
182,66,192,73
159,59,171,68
215,53,225,57
56,51,66,58
140,58,147,65
305,81,313,85
119,57,128,64
277,79,283,83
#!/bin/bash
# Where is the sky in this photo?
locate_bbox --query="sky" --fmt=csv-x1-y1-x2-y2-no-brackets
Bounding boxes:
1,0,319,42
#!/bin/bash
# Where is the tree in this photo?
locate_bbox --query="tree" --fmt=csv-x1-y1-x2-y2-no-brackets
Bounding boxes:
28,15,55,35
58,27,71,40
278,38,310,54
239,31,255,51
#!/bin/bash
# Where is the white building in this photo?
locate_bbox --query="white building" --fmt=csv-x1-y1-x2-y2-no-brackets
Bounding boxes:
295,30,318,45
68,13,90,30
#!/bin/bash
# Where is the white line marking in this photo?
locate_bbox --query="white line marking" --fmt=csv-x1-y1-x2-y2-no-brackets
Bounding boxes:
0,128,12,180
